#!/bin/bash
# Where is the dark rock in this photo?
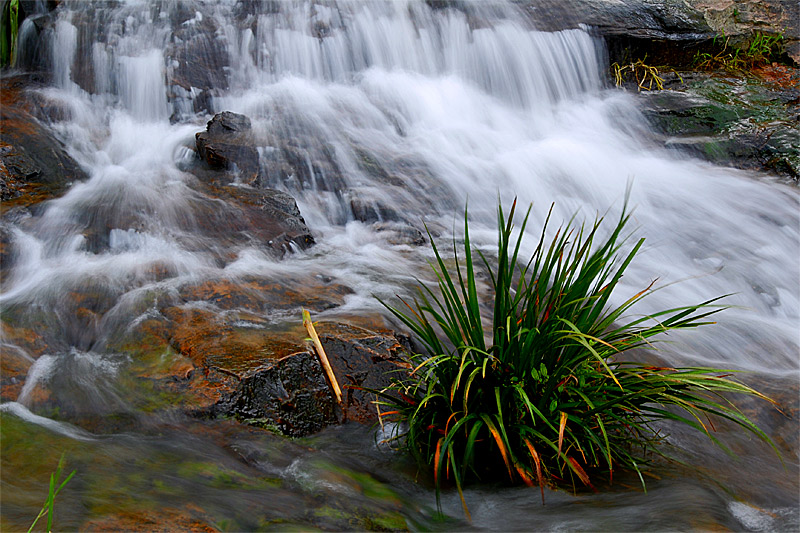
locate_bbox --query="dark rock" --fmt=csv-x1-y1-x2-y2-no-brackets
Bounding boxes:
374,222,426,246
195,112,260,185
221,323,412,437
318,326,412,425
165,4,230,116
349,196,399,224
227,351,339,437
516,0,799,64
199,184,315,255
207,111,252,134
639,69,800,181
190,111,317,255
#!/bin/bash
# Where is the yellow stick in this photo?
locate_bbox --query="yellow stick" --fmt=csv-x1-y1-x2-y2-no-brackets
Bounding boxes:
302,309,343,406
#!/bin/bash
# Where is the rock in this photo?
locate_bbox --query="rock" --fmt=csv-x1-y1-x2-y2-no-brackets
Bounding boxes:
349,196,400,224
639,68,800,181
0,75,88,209
374,222,426,246
189,111,316,256
221,322,412,437
317,323,412,425
227,350,339,436
516,0,799,64
195,112,260,185
165,3,230,117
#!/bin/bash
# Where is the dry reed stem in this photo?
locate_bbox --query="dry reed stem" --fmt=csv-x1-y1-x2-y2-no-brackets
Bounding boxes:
302,309,343,405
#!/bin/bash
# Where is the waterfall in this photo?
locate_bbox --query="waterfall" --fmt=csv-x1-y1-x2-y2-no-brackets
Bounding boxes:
1,1,797,530
11,0,793,369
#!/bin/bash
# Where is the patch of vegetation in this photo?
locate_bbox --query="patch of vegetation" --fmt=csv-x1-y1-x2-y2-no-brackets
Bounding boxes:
693,32,785,71
376,199,779,517
0,0,19,67
612,57,668,91
28,454,76,533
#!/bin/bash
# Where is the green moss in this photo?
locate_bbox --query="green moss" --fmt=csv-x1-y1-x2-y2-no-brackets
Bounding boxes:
175,461,281,491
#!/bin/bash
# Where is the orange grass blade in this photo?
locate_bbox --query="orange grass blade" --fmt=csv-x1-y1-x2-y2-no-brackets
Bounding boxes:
434,438,443,486
557,411,568,457
524,439,546,504
568,456,593,489
482,415,514,480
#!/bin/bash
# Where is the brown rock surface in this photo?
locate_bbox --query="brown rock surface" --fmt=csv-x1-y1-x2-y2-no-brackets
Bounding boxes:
0,75,88,208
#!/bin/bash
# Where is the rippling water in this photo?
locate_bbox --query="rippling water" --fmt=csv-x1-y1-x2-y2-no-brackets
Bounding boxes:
1,1,797,530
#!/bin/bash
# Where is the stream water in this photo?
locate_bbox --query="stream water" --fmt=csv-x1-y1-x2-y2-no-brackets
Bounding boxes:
1,1,798,531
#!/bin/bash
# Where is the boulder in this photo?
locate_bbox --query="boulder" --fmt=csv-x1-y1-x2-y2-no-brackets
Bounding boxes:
227,350,339,436
190,111,316,255
195,112,260,186
221,323,412,437
640,67,800,181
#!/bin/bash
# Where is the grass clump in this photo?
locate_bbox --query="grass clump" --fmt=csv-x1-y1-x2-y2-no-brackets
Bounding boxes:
612,57,667,91
693,32,785,71
376,199,778,517
1,0,19,67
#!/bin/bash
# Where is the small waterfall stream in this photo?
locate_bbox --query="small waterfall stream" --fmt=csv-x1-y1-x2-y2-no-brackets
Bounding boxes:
1,1,797,530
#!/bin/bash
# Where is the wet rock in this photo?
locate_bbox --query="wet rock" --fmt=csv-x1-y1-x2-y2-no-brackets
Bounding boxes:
317,323,412,425
639,69,800,181
163,305,306,378
188,112,316,256
0,75,88,208
374,222,427,246
221,322,412,437
517,0,799,64
176,277,352,316
82,506,220,532
228,350,339,436
211,185,316,254
195,112,260,186
165,3,229,116
349,196,400,224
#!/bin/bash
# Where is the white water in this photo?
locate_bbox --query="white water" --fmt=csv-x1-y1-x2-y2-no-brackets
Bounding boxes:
1,0,798,530
7,0,796,370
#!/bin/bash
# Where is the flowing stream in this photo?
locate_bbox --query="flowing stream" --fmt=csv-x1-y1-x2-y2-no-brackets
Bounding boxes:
1,1,798,530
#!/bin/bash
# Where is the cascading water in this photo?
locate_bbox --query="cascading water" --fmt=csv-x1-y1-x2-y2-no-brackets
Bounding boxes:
1,1,797,530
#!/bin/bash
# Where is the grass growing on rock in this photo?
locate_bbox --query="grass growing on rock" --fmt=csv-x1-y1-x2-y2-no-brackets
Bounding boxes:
376,199,778,517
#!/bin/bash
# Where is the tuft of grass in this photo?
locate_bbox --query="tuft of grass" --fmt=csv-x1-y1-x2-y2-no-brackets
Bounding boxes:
612,57,667,91
1,0,19,67
375,199,779,517
693,32,785,71
28,453,76,533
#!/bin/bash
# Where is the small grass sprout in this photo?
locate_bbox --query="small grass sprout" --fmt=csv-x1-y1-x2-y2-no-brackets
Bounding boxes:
375,199,779,517
28,453,76,533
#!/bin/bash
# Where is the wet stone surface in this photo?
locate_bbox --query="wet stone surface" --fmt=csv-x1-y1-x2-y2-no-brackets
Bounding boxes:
637,65,800,181
218,322,412,437
0,75,88,206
